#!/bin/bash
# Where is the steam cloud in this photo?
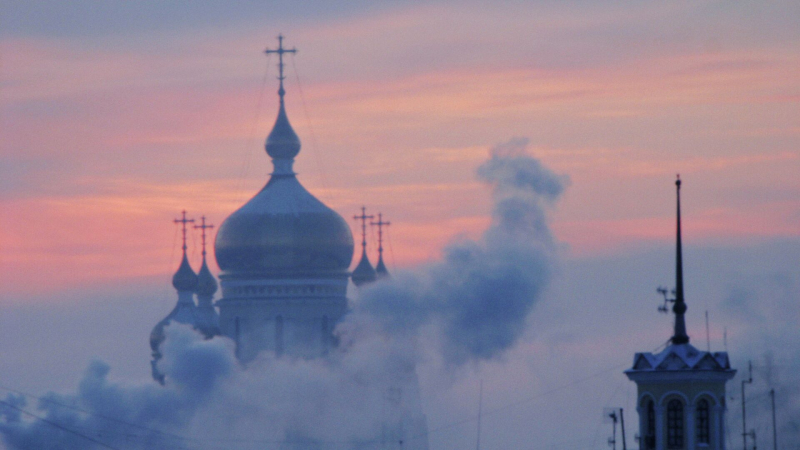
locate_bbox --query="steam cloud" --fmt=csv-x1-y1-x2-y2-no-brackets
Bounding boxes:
0,139,565,449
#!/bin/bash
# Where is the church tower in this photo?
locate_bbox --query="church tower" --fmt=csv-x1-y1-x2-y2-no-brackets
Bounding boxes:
625,177,736,450
150,211,202,384
213,36,354,362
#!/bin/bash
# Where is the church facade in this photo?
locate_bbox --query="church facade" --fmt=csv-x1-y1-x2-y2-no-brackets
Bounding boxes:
625,178,735,450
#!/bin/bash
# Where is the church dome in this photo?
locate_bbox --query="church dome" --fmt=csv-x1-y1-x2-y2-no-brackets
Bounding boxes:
215,81,353,276
266,105,301,160
351,249,377,286
195,259,218,296
215,176,354,274
172,254,198,291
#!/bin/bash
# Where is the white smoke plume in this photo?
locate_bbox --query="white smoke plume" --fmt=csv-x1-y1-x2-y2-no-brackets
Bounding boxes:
0,138,566,450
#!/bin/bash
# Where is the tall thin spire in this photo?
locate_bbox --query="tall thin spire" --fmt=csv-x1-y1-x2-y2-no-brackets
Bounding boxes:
371,213,391,277
672,175,689,345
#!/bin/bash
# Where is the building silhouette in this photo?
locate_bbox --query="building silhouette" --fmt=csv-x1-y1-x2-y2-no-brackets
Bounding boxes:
625,177,736,450
150,35,427,450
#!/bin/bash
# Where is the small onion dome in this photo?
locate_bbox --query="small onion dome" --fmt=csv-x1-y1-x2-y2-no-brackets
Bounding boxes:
375,255,389,278
172,254,198,291
265,103,301,160
351,250,377,286
195,259,218,297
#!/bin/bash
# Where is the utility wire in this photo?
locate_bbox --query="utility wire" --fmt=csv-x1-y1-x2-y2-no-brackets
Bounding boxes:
290,54,331,197
0,399,123,450
0,385,191,443
233,54,271,206
407,341,668,445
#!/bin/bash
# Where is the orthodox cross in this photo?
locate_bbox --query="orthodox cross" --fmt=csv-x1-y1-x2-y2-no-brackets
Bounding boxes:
174,210,195,253
370,213,391,259
353,206,374,253
265,34,297,100
193,216,214,259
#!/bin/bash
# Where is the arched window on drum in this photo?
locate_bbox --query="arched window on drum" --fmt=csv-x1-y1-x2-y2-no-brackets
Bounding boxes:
696,399,710,445
666,399,684,449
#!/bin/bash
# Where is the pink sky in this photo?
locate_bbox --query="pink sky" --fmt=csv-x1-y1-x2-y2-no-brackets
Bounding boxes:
2,1,799,299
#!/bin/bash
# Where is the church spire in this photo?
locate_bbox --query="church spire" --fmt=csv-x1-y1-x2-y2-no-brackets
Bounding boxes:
352,206,377,286
672,175,689,345
264,34,300,174
371,213,391,278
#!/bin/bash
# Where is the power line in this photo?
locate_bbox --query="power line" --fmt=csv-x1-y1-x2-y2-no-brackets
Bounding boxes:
290,54,332,198
0,385,192,443
233,54,272,206
0,399,123,450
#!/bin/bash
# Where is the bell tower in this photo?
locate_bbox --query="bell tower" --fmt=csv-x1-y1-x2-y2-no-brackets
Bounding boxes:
625,177,736,450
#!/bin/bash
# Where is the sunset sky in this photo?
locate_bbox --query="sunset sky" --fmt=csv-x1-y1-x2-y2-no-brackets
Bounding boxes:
3,0,798,298
1,1,799,448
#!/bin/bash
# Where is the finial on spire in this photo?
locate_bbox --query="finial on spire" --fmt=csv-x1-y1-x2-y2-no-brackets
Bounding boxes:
354,206,374,254
371,213,391,277
194,216,214,260
672,175,689,344
174,210,195,255
265,34,297,103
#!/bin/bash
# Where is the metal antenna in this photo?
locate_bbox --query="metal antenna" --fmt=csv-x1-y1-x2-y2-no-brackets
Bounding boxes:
742,360,753,450
656,286,674,314
705,310,711,352
173,210,195,255
353,206,374,255
770,388,777,450
193,216,214,260
265,34,297,103
619,408,627,450
476,379,483,450
604,408,618,450
724,327,728,352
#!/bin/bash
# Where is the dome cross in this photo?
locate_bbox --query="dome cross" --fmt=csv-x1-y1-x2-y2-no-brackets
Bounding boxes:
174,210,195,253
265,34,297,102
354,206,374,253
370,213,391,261
194,216,214,259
